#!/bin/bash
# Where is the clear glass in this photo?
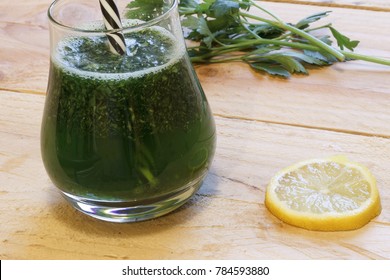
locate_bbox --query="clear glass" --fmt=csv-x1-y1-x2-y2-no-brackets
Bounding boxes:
41,0,216,222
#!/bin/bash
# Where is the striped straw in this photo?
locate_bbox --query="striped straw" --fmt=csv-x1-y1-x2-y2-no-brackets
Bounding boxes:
99,0,126,55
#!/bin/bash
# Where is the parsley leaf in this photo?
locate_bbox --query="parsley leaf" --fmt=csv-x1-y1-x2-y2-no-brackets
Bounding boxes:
329,26,360,51
125,0,390,77
295,11,331,29
126,0,167,21
251,63,291,78
209,0,240,18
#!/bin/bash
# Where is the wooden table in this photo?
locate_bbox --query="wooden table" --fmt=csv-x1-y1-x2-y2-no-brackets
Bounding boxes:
1,0,390,259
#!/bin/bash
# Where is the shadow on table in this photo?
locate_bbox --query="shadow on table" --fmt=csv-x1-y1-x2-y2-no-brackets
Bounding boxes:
47,169,219,239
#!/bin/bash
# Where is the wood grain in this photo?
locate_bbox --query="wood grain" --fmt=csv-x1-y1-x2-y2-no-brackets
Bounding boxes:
1,90,390,260
261,0,390,11
197,2,390,137
1,2,389,137
0,0,390,260
0,22,49,93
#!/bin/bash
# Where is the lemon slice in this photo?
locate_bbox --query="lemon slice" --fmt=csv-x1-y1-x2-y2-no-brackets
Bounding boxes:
265,156,381,231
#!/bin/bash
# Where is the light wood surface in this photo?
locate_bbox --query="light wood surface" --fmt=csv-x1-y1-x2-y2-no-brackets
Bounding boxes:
1,0,390,259
262,0,390,11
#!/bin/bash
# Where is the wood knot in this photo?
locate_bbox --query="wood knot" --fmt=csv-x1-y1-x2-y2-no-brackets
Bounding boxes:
197,66,219,78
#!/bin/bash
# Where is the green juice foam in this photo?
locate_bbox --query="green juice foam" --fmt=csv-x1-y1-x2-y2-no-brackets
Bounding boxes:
53,20,186,79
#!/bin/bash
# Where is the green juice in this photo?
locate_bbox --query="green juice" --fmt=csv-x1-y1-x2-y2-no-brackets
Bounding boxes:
41,26,216,202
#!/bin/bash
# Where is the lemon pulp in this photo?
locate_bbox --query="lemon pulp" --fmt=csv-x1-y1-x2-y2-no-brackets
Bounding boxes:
265,156,381,231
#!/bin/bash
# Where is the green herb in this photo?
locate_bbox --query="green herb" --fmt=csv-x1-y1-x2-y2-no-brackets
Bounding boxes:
127,0,390,77
328,26,360,51
126,0,168,21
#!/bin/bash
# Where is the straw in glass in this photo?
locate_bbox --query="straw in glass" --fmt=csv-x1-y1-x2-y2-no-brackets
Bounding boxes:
99,0,126,55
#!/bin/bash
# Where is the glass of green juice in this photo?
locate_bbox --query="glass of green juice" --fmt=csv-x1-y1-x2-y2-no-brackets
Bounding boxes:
41,0,216,222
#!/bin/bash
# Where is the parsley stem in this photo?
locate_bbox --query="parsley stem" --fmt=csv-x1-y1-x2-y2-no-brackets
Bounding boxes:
188,40,390,66
249,0,282,22
342,52,390,66
192,55,244,63
178,0,389,74
305,24,332,33
189,46,246,62
188,38,319,52
239,11,345,61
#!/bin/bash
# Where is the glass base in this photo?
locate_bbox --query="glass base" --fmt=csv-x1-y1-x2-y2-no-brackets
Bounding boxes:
61,177,204,223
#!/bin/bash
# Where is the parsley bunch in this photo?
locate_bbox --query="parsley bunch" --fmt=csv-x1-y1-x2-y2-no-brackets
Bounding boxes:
126,0,390,77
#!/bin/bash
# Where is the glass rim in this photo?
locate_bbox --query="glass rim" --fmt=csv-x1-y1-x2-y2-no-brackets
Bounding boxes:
47,0,178,33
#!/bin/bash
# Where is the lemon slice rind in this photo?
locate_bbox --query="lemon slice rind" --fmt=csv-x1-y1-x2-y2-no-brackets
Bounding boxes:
265,156,381,231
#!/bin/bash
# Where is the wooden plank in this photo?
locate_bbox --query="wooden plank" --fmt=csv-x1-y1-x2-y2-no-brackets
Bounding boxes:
196,2,390,137
0,0,388,22
0,91,43,137
1,90,389,259
198,60,390,138
0,22,49,93
1,1,389,92
0,0,50,93
1,2,389,137
0,0,51,26
261,0,390,11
